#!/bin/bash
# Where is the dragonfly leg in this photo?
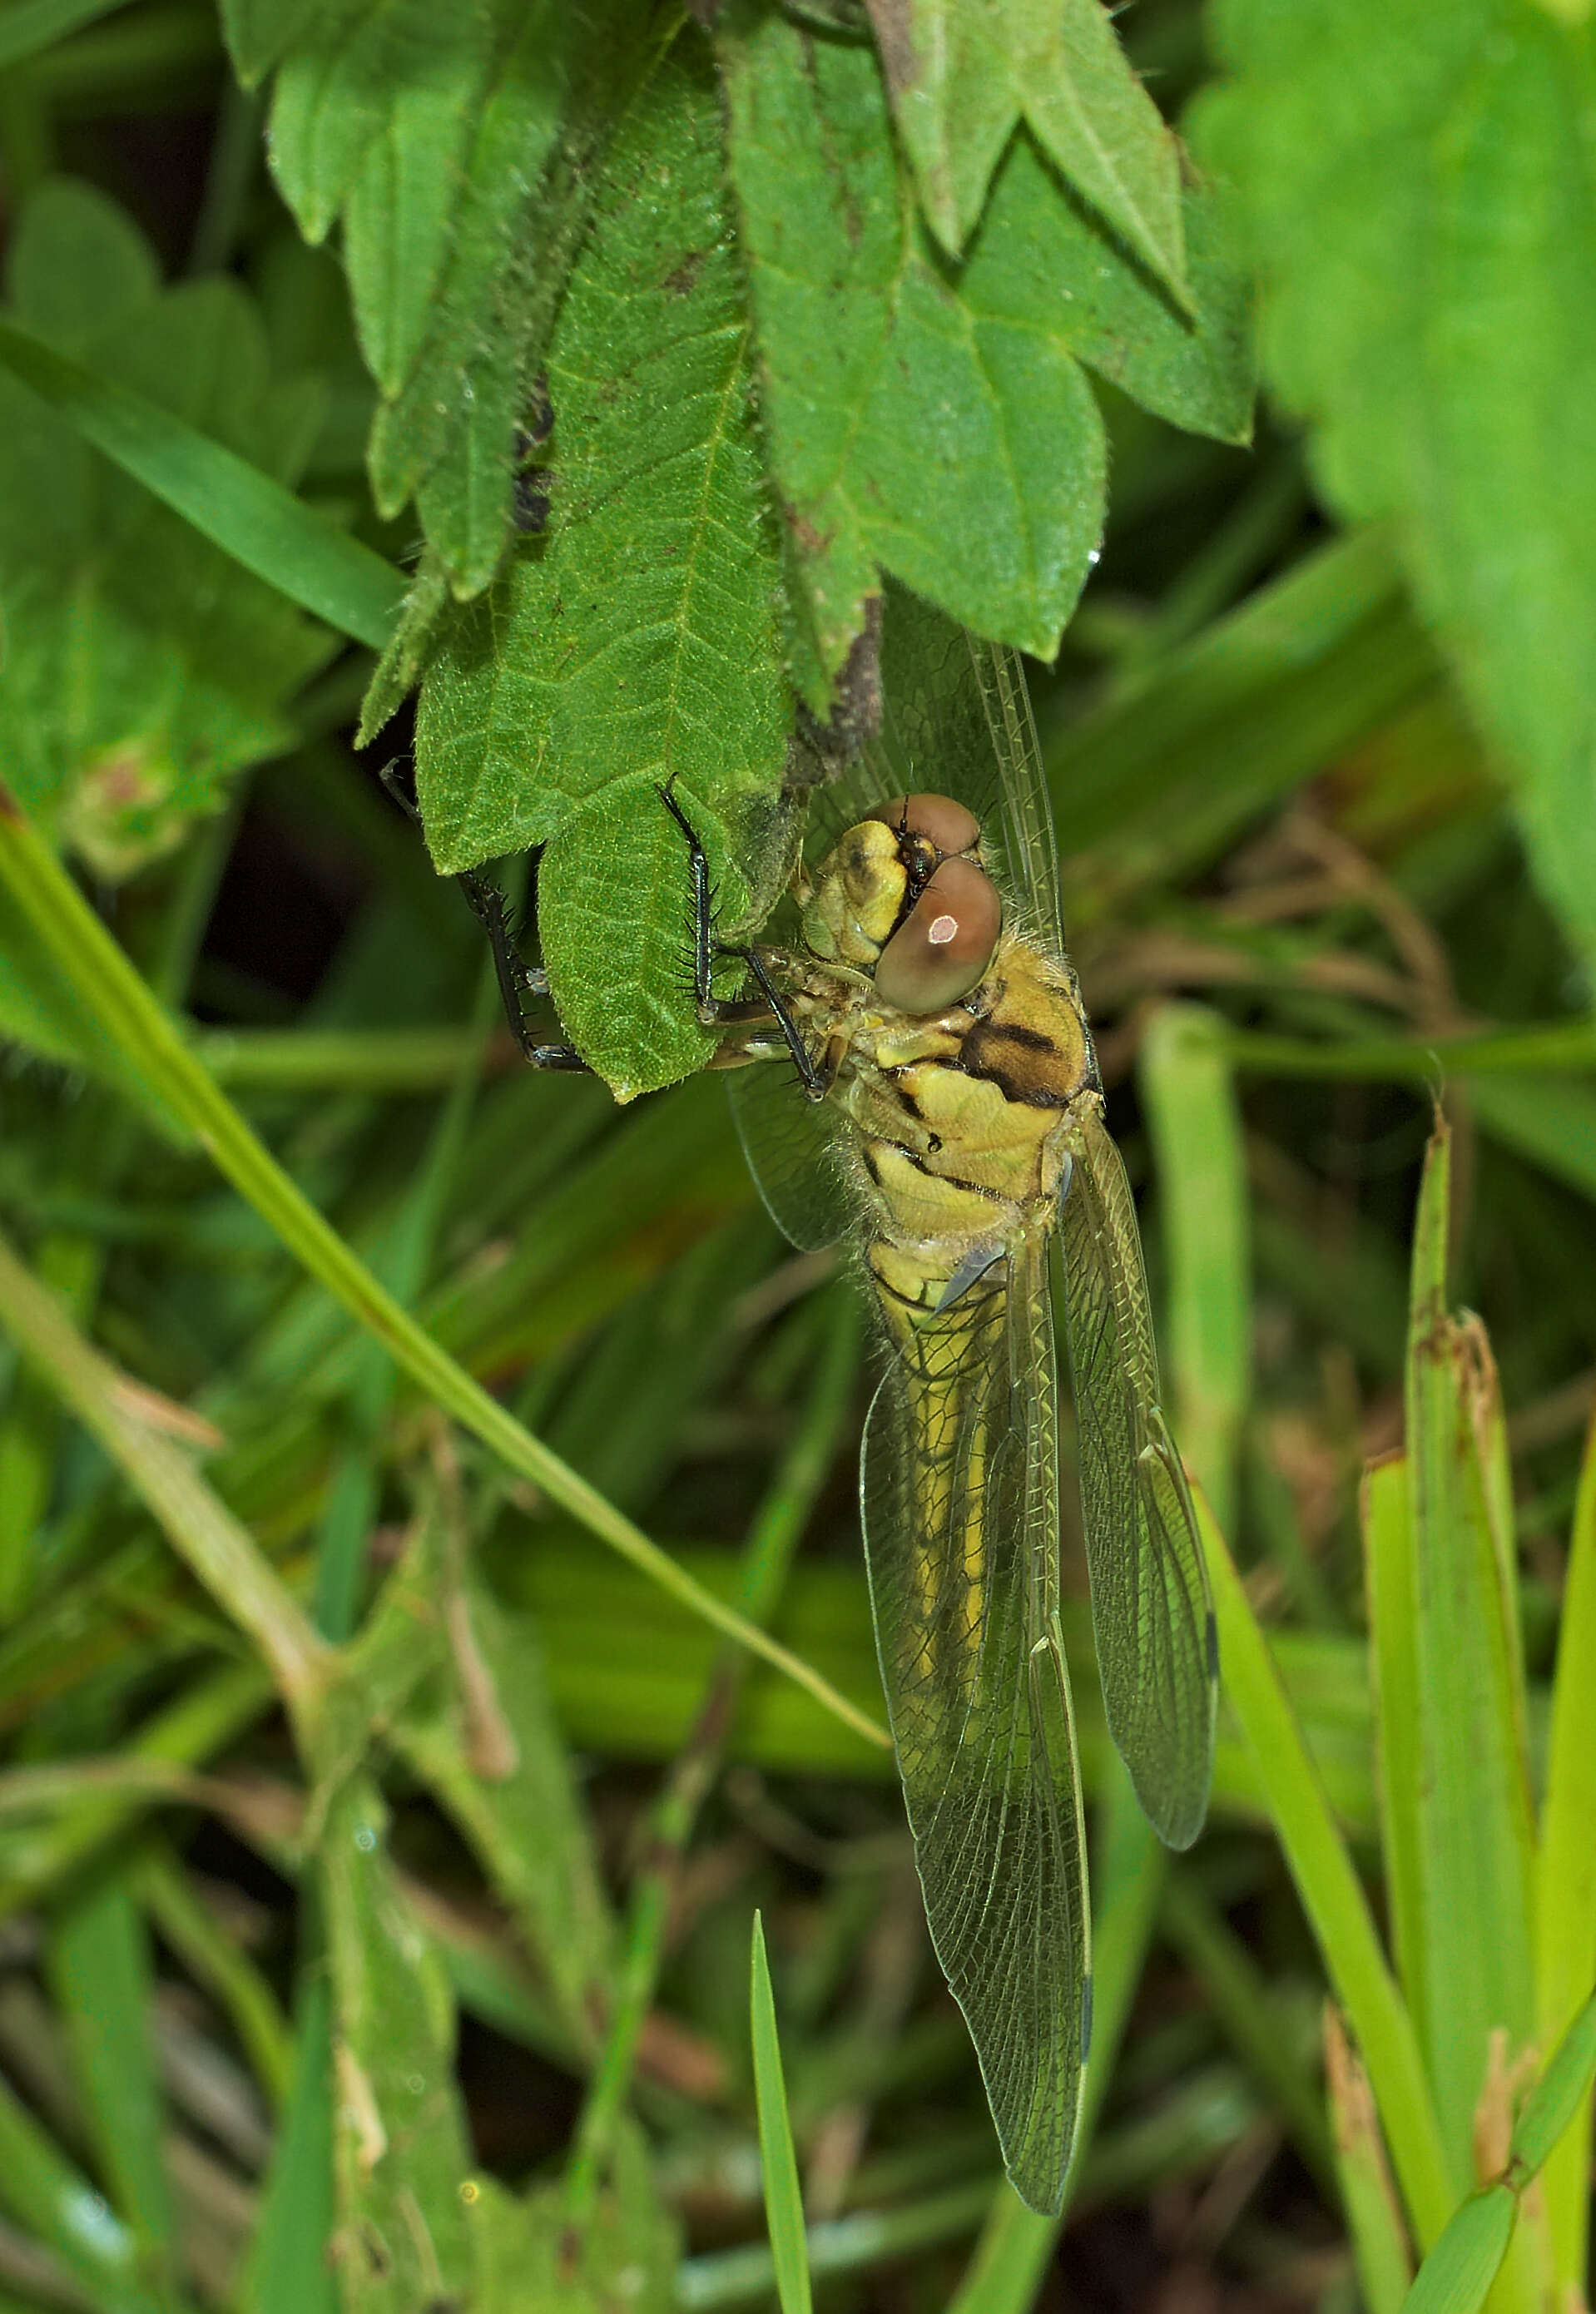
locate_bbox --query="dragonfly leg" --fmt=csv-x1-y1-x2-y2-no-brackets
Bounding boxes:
381,760,592,1074
657,779,832,1102
458,866,592,1072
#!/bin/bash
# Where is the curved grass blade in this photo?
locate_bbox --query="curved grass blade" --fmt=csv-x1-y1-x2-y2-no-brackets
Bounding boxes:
0,319,404,647
750,1913,813,2314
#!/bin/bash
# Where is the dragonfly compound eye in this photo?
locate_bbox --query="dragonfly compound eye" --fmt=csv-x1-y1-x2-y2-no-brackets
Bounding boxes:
873,855,1001,1013
870,794,982,857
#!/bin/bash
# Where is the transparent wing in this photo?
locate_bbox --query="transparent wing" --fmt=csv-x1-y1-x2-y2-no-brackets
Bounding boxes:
1059,1102,1217,1850
860,1226,1088,2216
804,582,1004,864
801,584,1063,941
726,1056,852,1252
966,633,1065,957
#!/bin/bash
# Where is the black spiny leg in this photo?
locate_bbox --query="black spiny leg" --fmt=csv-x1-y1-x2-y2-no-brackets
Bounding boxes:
656,780,833,1103
379,760,591,1073
456,866,591,1072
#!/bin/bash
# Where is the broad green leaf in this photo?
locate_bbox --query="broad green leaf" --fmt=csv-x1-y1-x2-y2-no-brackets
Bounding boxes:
0,181,335,876
218,0,364,86
1139,1003,1250,1535
254,0,655,592
1401,1126,1536,2185
415,36,791,1098
1193,2,1596,974
721,5,1251,704
321,1773,478,2310
751,1914,813,2314
866,0,1188,302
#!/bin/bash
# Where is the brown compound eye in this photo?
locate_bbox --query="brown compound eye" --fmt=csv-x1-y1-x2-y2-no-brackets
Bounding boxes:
873,855,1001,1013
870,793,982,857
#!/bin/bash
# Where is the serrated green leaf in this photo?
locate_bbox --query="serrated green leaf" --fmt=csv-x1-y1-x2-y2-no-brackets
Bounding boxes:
867,0,1189,305
258,0,656,594
0,181,337,875
721,6,1098,696
720,6,1250,705
1193,2,1596,974
218,0,363,87
414,37,791,1096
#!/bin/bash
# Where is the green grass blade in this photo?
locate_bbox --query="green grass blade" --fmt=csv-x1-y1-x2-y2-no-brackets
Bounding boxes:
1511,1990,1596,2178
1395,1994,1596,2314
0,790,889,1754
750,1912,813,2314
0,2068,168,2314
132,1845,295,2112
0,0,132,68
1364,1457,1429,2059
1196,1489,1454,2248
1326,2007,1415,2314
0,318,403,647
46,1865,175,2265
1534,1414,1596,2288
1402,1124,1536,2183
0,1217,331,1726
240,1970,337,2314
1162,1872,1336,2196
1140,1001,1251,1535
1400,2186,1517,2314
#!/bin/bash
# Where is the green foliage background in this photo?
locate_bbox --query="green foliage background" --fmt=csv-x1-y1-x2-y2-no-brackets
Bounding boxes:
0,2,1593,2312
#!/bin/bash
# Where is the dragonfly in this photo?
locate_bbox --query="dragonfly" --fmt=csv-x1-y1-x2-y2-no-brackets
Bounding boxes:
456,586,1217,2216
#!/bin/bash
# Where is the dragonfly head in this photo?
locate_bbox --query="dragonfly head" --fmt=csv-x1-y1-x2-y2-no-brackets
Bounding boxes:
801,792,1002,1014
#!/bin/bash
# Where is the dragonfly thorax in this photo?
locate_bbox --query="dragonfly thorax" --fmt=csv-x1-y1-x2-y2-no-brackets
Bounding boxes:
800,793,1003,1017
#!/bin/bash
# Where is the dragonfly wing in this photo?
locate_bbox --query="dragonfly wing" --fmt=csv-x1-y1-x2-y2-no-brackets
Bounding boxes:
860,1225,1088,2216
726,1059,852,1252
966,634,1065,957
1059,1102,1217,1850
